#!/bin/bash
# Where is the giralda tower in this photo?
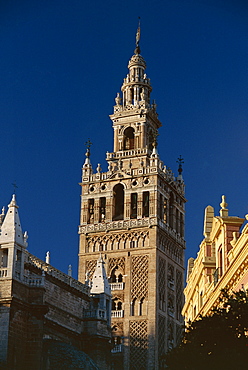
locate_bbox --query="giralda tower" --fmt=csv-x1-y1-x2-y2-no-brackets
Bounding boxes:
78,26,186,369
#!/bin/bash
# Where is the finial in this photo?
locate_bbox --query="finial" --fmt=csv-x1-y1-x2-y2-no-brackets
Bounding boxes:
68,264,72,277
135,17,141,54
177,155,184,175
220,195,228,217
220,195,228,210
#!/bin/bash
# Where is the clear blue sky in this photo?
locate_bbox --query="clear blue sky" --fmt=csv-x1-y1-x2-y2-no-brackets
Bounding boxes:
1,0,248,278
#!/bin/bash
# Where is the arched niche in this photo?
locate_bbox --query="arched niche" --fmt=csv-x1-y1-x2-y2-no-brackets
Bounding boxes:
123,127,135,150
113,184,124,221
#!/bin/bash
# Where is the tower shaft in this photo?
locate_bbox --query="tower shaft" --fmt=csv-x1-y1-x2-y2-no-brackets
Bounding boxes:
78,33,186,369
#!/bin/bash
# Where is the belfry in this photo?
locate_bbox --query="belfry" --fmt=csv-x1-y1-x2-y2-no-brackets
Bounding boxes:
78,26,186,369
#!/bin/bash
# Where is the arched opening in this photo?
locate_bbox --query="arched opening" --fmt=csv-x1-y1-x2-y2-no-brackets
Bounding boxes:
131,298,136,316
142,191,149,217
123,127,135,150
130,193,137,219
110,266,123,283
113,184,124,221
169,193,174,229
139,298,145,316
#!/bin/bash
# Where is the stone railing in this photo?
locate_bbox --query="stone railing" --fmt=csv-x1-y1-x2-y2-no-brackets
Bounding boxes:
111,310,124,318
106,148,148,160
26,252,90,295
110,282,124,291
23,274,44,287
83,308,106,320
0,268,8,278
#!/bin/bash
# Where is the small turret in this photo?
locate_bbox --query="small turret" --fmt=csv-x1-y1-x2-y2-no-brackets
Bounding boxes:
0,195,27,279
0,194,27,247
90,254,111,326
91,254,111,296
82,139,93,176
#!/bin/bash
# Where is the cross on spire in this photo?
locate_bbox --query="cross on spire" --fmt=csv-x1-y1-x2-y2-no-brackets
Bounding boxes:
85,138,92,151
177,155,184,175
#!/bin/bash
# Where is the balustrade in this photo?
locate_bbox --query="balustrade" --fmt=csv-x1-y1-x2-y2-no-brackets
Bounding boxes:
111,310,124,318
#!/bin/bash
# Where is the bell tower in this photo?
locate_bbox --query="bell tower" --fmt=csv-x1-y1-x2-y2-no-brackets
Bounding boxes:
78,25,186,369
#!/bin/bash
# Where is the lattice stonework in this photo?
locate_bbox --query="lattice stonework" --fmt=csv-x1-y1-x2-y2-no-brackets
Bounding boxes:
131,255,148,300
176,323,183,346
158,315,166,358
86,260,97,279
176,269,183,322
159,257,166,295
108,257,125,275
130,320,148,369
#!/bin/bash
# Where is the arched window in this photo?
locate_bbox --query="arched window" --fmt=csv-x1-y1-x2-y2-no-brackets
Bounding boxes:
123,127,135,150
113,184,124,221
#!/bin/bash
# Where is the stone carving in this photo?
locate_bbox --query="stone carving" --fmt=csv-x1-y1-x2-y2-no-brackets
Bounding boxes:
108,257,125,275
159,257,166,311
87,231,149,253
158,315,166,357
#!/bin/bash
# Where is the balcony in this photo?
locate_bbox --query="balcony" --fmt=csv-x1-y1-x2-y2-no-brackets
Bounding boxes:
111,310,124,318
110,282,124,291
84,309,106,320
111,344,123,353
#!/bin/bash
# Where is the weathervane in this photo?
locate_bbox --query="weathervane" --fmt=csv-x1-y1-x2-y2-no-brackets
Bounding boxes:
135,17,141,54
176,155,184,175
84,138,92,158
12,182,18,194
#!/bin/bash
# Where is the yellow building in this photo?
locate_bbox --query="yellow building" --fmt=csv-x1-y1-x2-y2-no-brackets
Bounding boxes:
183,195,248,323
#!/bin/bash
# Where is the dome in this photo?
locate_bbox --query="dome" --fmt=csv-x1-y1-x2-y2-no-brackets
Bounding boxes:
128,54,146,69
